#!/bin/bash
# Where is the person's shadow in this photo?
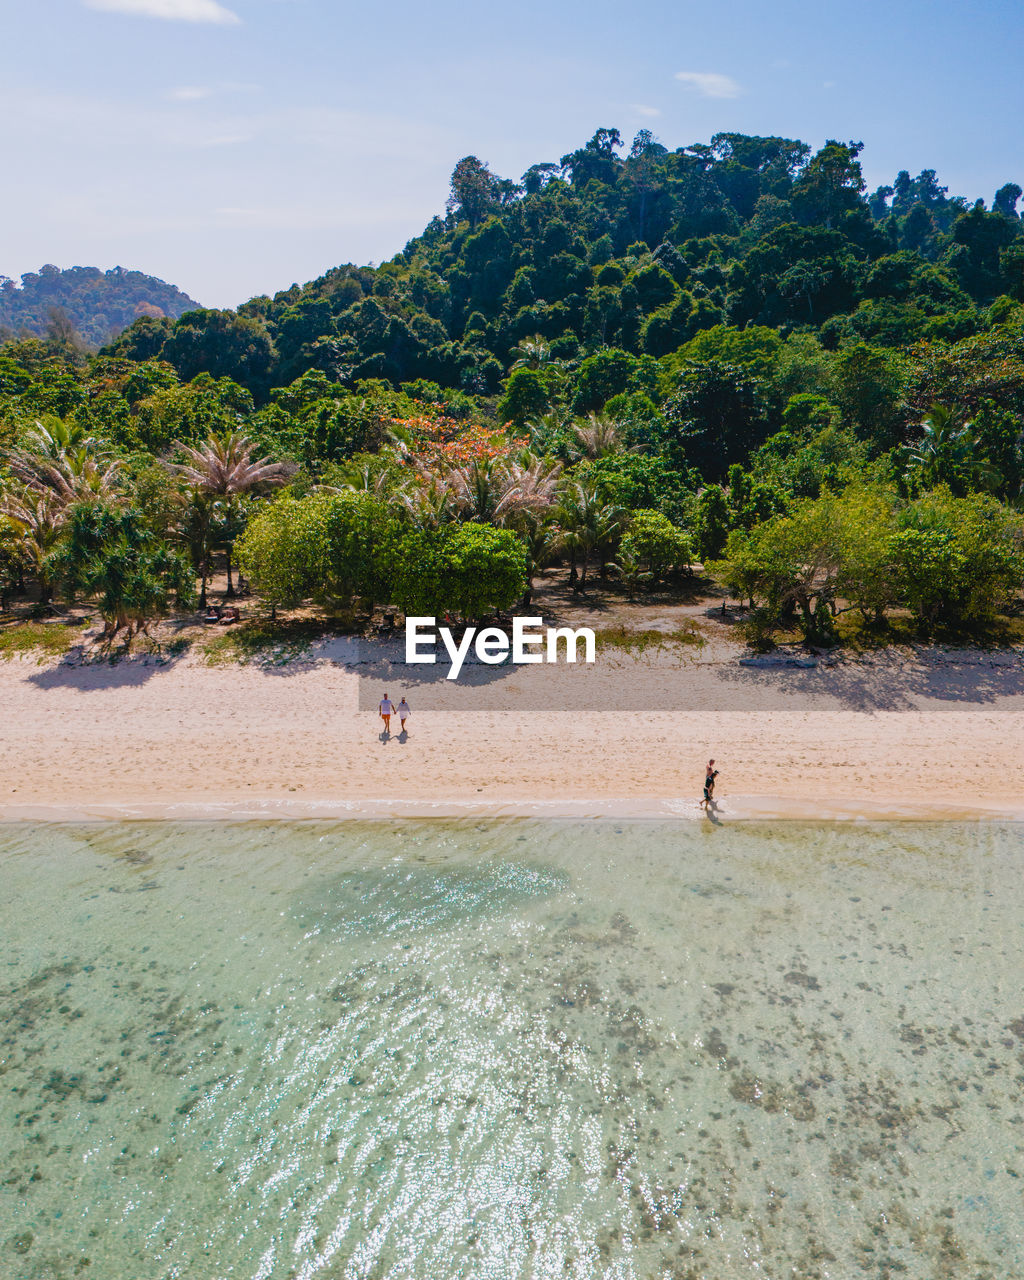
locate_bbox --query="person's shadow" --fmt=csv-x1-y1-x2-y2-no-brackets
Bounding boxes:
379,728,391,744
398,729,409,744
702,798,723,827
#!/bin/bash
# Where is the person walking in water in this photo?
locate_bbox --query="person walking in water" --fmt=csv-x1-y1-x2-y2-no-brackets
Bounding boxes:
702,759,719,810
379,692,394,734
397,696,411,734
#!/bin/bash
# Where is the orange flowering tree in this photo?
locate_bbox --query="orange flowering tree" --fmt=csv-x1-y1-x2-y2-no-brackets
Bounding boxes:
392,415,526,473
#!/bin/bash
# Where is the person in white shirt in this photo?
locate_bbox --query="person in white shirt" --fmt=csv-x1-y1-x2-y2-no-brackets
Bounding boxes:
397,697,410,733
378,693,394,733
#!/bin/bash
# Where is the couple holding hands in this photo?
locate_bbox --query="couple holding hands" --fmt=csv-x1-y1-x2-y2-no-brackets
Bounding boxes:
378,694,410,735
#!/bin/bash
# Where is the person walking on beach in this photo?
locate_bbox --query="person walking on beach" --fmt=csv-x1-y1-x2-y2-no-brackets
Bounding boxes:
379,693,394,734
397,697,411,733
702,759,719,810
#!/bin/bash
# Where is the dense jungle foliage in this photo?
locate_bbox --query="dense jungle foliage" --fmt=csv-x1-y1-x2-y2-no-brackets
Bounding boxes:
3,130,1024,647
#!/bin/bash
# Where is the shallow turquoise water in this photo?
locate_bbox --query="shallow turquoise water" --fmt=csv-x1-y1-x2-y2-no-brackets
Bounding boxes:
2,819,1024,1279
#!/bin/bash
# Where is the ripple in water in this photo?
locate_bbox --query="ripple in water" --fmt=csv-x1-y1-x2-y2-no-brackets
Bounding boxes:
1,819,1023,1279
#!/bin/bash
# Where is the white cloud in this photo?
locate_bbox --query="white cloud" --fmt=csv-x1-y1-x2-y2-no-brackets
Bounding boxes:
630,103,661,118
167,82,259,101
84,0,241,25
674,71,741,100
197,133,252,147
168,86,213,101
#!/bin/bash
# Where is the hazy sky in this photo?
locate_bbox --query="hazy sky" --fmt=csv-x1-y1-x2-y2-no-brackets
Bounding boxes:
3,0,1022,309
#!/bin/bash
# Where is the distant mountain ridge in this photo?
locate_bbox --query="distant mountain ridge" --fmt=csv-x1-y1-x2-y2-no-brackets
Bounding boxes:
0,264,200,349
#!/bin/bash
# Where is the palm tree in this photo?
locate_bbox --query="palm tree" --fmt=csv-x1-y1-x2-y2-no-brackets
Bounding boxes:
556,480,624,588
397,473,455,529
572,412,623,460
519,510,558,602
906,404,1001,495
511,334,555,370
331,456,406,503
444,456,505,524
8,448,122,506
8,418,121,506
407,451,563,528
498,453,563,525
0,488,66,605
19,417,101,461
523,412,568,455
169,431,294,604
60,504,194,651
613,549,653,600
0,515,27,612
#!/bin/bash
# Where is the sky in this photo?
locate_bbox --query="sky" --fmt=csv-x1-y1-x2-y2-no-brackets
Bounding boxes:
2,0,1023,309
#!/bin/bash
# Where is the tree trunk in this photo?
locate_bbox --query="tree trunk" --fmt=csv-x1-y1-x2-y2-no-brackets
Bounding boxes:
225,546,235,598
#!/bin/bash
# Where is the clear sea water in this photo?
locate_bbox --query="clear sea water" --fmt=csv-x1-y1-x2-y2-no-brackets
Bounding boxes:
2,819,1023,1280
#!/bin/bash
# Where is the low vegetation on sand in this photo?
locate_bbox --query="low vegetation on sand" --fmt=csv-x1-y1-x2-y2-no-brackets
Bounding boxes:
0,619,84,659
595,623,705,655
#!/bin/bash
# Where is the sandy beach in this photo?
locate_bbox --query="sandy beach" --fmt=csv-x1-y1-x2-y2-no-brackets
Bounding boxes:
2,631,1024,822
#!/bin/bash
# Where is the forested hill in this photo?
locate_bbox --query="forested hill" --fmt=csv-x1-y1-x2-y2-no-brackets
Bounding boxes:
4,130,1024,646
101,130,1024,407
0,265,200,348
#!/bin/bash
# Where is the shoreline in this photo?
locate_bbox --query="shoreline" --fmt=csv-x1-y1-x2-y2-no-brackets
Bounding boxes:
2,794,1023,824
4,639,1024,830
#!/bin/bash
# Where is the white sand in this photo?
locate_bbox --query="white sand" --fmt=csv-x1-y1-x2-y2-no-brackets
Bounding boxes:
2,637,1024,821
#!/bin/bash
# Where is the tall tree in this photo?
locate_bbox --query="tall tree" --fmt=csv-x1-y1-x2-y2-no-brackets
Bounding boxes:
169,432,294,603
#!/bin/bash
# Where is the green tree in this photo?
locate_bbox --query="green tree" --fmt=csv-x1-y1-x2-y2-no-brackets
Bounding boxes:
446,157,517,228
573,349,639,411
169,431,294,604
694,485,730,560
791,140,866,228
662,361,773,478
497,368,553,426
904,404,1001,496
892,489,1024,626
709,494,849,644
58,502,194,647
160,309,275,392
670,324,784,382
129,374,255,454
394,522,527,619
619,509,692,581
830,342,907,450
556,480,624,586
234,495,325,618
578,452,691,522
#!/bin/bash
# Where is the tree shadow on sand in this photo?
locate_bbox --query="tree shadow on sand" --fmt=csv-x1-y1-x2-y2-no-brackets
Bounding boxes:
25,643,193,692
712,649,1024,713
